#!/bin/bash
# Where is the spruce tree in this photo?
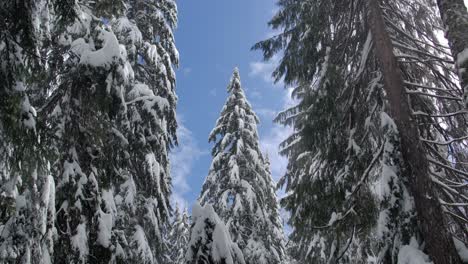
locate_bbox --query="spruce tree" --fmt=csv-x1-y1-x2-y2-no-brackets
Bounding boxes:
185,202,245,264
109,0,179,262
0,0,56,262
200,68,285,264
165,205,190,264
46,1,131,262
44,0,179,262
254,0,466,263
0,0,180,263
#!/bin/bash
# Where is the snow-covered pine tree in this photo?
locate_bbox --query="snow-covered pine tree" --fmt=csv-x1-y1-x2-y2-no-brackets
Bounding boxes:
254,0,466,263
108,1,179,263
164,205,190,264
0,0,180,262
185,202,245,264
44,1,136,262
0,0,56,262
200,68,285,264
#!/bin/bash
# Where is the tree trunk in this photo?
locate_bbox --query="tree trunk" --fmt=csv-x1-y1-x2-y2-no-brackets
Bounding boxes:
436,0,468,107
366,0,462,263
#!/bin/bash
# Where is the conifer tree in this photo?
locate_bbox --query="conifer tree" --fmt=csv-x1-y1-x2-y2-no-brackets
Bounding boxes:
46,1,131,262
200,68,285,264
44,0,179,262
108,0,179,262
185,203,245,264
0,0,56,262
254,0,466,263
0,0,180,263
165,205,190,264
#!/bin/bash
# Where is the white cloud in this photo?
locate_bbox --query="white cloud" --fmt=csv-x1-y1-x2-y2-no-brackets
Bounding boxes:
259,88,296,183
249,51,296,184
260,122,292,182
249,54,282,86
256,108,277,120
258,88,296,235
170,117,206,208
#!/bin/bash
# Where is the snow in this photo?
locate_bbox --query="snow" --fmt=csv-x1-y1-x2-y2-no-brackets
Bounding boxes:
453,238,468,262
132,225,154,263
41,175,56,235
145,43,160,64
21,96,36,130
79,29,122,69
112,17,143,44
71,223,89,261
327,212,341,226
380,112,397,132
233,194,243,213
42,247,52,264
102,189,117,216
212,222,234,263
457,48,468,67
98,189,116,248
376,210,390,239
97,209,113,248
144,200,161,239
118,59,134,85
15,194,26,210
379,162,398,200
356,32,373,78
127,83,170,110
397,237,432,264
241,180,255,209
14,81,26,92
111,128,129,146
60,156,84,187
67,10,91,35
188,203,245,264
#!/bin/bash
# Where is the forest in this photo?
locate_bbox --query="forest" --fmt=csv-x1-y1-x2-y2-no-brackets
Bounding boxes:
1,0,468,263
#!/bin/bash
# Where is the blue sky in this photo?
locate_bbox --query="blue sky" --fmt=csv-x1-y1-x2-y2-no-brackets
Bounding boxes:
170,0,294,209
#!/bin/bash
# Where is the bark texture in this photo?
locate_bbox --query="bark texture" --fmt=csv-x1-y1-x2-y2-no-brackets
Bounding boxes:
367,0,462,263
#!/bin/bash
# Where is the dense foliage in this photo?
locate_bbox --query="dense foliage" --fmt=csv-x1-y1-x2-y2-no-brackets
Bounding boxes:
254,0,467,263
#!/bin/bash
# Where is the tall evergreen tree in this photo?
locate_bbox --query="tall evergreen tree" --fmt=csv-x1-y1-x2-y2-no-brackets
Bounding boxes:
165,205,190,264
108,0,179,262
0,0,180,262
46,1,132,262
39,0,179,262
185,202,245,264
200,68,285,264
0,0,56,263
254,0,466,263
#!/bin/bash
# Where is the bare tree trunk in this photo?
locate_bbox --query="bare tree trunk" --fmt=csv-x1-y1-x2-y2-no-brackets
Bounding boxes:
366,0,462,263
436,0,468,107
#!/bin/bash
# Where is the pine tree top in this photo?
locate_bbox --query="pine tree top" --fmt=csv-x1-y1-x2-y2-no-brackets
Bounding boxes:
209,68,260,151
199,68,286,264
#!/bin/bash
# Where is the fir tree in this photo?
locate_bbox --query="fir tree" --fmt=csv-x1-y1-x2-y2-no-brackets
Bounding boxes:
0,0,56,263
200,68,285,264
185,202,245,264
165,205,190,264
47,2,131,262
0,0,180,263
254,0,466,263
109,0,180,262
